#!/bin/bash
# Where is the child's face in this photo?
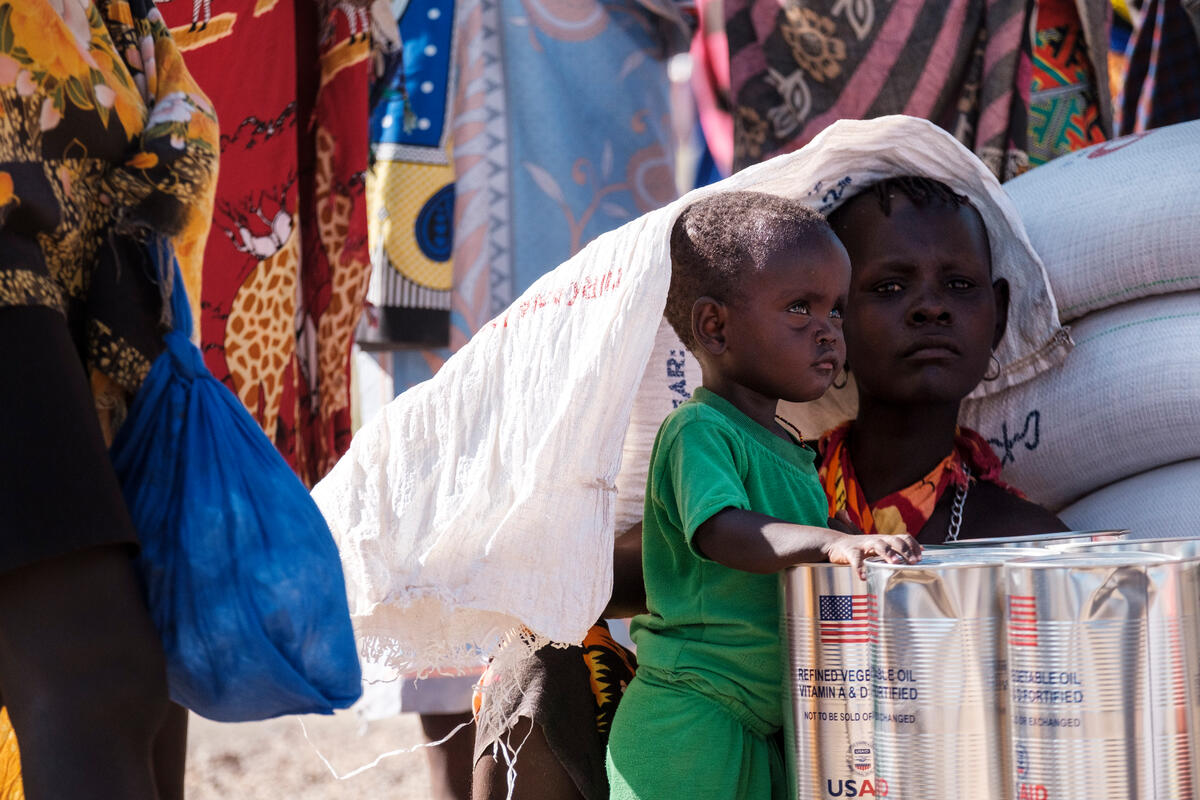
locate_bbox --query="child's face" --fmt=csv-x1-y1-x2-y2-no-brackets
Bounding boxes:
721,230,850,404
836,193,1003,407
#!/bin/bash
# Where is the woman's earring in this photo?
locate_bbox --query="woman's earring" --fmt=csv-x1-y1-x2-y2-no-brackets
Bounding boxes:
832,365,849,390
983,354,1002,382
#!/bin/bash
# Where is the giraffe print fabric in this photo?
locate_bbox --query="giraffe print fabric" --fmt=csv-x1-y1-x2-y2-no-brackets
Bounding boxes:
154,0,373,486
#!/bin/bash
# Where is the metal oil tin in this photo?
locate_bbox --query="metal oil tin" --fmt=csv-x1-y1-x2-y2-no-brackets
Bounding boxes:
1052,540,1200,798
940,529,1129,550
782,564,878,800
864,547,1050,799
1004,551,1187,800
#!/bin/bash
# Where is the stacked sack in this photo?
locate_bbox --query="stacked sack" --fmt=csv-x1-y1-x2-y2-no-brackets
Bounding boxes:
959,120,1200,537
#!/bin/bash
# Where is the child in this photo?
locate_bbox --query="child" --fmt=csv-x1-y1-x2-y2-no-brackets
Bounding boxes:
819,176,1064,541
605,191,921,800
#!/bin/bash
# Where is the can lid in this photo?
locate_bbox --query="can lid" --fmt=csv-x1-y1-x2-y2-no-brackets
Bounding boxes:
1007,550,1175,568
865,546,1052,570
939,529,1129,547
1058,536,1200,559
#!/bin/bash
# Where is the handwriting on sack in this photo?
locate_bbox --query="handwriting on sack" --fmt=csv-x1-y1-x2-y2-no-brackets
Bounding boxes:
492,267,624,328
667,349,691,407
808,175,854,212
988,410,1041,466
1086,131,1152,159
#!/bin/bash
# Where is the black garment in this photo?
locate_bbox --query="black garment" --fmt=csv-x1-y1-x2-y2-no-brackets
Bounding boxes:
0,305,138,573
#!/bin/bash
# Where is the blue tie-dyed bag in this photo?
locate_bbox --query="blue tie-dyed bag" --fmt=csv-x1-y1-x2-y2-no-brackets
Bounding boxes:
110,238,362,722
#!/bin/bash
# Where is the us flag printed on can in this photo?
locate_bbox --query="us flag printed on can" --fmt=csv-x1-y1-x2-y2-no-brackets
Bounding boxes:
864,547,1049,799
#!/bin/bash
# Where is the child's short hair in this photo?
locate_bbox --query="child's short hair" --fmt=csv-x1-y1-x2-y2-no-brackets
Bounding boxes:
665,191,829,351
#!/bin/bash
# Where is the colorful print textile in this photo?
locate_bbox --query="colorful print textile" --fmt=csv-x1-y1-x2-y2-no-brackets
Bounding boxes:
725,0,1036,179
583,623,638,736
1115,0,1200,133
1028,0,1108,165
389,0,689,391
154,0,373,486
0,708,19,800
361,0,455,348
0,0,217,432
818,422,1019,537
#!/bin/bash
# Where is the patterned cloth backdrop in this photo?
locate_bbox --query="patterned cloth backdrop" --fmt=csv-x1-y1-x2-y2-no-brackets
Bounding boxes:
1114,0,1200,133
724,0,1021,178
1027,0,1109,164
725,0,1114,178
154,0,373,486
384,0,690,393
361,0,456,351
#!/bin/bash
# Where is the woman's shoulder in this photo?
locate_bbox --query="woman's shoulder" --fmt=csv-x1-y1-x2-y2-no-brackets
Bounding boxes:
961,480,1067,539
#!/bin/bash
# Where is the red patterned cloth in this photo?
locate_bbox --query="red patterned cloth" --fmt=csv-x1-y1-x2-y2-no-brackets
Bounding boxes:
154,0,372,486
818,422,1020,537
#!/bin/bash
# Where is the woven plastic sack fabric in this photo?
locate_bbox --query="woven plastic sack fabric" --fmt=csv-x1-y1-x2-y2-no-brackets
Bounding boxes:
961,291,1200,511
1060,459,1200,540
612,318,704,535
110,241,362,722
313,116,1069,676
1004,120,1200,322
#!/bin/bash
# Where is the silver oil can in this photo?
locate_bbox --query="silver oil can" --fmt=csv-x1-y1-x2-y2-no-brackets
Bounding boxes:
864,547,1050,799
1004,551,1185,799
782,564,879,800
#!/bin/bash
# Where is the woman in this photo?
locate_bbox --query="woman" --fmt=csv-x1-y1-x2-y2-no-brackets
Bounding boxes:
0,2,217,797
817,175,1065,541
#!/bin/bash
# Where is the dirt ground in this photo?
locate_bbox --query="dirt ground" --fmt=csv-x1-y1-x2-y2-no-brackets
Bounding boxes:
185,711,448,799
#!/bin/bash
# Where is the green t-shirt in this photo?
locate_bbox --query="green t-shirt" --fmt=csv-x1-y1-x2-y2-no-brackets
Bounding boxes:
631,386,829,732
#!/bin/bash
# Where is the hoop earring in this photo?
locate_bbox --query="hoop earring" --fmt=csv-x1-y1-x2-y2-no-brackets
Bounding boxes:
983,354,1001,382
832,365,849,390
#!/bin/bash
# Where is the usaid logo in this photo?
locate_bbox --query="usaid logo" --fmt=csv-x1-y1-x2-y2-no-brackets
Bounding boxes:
826,778,888,797
849,740,872,773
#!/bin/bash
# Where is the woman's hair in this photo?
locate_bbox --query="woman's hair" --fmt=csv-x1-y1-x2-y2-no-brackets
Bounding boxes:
827,175,992,272
859,176,968,214
665,190,828,351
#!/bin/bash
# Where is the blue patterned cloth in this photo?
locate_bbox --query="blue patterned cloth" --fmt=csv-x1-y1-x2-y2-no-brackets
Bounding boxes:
388,0,689,391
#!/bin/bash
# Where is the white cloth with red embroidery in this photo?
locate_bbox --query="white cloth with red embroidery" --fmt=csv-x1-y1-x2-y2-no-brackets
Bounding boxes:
312,116,1069,675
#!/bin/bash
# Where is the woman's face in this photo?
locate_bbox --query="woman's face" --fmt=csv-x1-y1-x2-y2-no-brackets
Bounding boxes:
833,192,1008,407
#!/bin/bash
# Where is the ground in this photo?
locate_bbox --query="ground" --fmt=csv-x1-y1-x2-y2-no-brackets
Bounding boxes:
185,711,442,799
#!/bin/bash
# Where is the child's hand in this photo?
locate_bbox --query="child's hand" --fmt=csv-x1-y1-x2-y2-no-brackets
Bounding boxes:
823,531,922,580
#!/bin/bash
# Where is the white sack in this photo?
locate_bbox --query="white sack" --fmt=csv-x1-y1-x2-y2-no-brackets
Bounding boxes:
613,318,704,535
961,291,1200,511
312,116,1069,675
1005,119,1200,322
1060,460,1200,540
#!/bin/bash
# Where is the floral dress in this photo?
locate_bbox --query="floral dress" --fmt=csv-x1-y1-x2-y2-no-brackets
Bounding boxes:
0,0,217,439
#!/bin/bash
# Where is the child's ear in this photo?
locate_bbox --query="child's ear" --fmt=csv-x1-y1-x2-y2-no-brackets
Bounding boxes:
991,277,1010,350
693,296,728,356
